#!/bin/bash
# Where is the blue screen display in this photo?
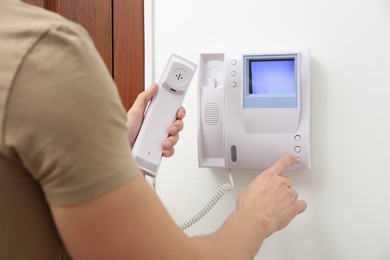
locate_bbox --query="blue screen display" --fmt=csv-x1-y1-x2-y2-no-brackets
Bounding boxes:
250,59,295,94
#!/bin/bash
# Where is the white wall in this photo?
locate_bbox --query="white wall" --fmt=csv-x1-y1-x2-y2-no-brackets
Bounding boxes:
152,1,390,259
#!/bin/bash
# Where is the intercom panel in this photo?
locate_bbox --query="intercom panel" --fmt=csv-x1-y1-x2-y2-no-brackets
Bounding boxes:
198,50,311,170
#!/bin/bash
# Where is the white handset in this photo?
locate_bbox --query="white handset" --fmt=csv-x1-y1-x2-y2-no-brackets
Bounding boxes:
132,54,197,177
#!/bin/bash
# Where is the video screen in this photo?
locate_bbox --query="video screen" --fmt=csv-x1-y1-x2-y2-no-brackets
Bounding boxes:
249,59,295,95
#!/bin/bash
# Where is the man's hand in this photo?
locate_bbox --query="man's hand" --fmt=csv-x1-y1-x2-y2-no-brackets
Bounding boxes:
236,155,307,238
127,83,185,157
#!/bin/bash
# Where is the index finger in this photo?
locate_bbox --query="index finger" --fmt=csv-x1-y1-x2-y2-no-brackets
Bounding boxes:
269,155,298,176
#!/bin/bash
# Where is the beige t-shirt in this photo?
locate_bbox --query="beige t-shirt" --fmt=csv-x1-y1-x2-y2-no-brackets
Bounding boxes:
0,1,140,259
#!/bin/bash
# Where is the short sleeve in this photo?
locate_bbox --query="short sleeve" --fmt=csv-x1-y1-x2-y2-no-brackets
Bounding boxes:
5,24,141,206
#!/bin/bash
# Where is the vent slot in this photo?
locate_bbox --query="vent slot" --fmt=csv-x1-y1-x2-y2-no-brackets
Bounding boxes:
204,102,220,126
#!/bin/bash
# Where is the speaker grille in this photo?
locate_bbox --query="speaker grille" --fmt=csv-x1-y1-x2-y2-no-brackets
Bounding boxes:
204,102,220,126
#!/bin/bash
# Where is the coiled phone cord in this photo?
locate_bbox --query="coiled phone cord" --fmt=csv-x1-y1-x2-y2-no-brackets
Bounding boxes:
179,172,234,230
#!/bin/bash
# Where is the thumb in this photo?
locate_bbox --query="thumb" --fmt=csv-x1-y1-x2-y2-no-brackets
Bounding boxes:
132,83,158,112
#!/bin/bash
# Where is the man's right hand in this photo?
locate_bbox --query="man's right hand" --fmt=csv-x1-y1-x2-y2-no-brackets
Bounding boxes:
236,155,307,238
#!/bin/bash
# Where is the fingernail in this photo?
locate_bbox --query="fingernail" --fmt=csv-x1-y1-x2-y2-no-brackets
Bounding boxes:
164,141,172,148
180,109,186,118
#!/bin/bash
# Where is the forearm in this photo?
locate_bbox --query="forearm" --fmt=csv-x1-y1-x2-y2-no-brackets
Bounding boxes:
51,156,305,259
190,209,270,260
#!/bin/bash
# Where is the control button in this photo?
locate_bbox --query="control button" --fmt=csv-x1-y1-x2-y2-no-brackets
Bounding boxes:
231,145,237,162
296,157,302,163
231,70,237,77
294,146,301,153
231,60,237,66
294,135,301,141
232,82,237,88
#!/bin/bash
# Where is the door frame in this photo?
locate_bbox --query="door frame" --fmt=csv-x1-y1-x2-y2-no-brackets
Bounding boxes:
143,0,154,89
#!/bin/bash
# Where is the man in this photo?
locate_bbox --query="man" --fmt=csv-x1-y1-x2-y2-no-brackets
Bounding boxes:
0,0,307,259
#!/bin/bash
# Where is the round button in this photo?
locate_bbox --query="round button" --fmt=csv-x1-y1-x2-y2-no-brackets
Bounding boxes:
232,82,237,88
294,135,301,141
296,157,302,163
231,60,237,66
294,146,301,153
231,71,237,77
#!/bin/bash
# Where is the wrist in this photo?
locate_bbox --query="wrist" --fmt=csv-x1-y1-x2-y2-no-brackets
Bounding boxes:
209,209,271,259
189,208,273,260
226,207,271,241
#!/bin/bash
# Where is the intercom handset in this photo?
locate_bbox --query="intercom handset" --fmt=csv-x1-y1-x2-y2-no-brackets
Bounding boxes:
132,54,197,177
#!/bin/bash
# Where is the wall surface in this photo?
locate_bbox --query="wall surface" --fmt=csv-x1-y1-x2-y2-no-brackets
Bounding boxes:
152,1,390,259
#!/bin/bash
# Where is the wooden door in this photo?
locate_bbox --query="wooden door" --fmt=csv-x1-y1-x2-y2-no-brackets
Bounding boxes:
113,0,144,111
22,0,144,110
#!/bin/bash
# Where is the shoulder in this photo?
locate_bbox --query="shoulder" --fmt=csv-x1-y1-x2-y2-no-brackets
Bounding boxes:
3,2,139,206
0,0,93,66
0,0,89,151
